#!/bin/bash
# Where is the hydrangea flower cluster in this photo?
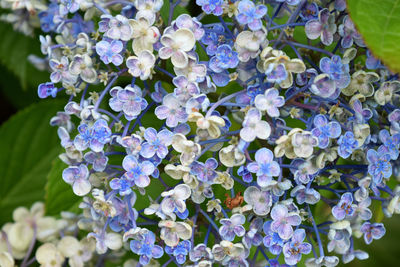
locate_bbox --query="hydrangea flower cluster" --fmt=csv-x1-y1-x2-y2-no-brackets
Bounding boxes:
3,0,400,266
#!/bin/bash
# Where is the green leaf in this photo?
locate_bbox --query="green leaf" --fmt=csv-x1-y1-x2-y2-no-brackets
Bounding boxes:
0,22,49,89
0,100,63,224
45,158,81,216
347,0,400,73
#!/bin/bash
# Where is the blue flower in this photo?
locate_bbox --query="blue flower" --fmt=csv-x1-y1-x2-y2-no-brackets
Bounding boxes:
378,129,400,160
140,128,173,159
74,119,112,152
247,148,280,187
263,221,285,255
201,25,233,56
283,229,312,265
360,222,386,244
332,192,356,220
196,0,223,16
84,151,108,171
38,3,59,33
110,176,133,196
367,149,392,184
276,0,301,6
238,165,253,183
311,114,341,148
38,82,57,99
338,131,358,159
122,155,155,188
209,44,239,73
191,158,218,183
243,218,263,248
319,55,350,89
165,240,191,264
130,231,164,265
219,214,246,241
96,39,124,66
62,164,91,196
236,0,268,31
109,85,148,121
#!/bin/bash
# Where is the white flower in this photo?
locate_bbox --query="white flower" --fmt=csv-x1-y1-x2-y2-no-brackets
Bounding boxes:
126,50,155,80
219,145,245,167
159,220,192,247
134,0,163,24
161,184,191,214
292,131,318,158
0,252,14,267
171,134,201,166
36,243,65,267
240,108,271,142
164,164,191,180
69,54,97,83
159,28,196,68
130,17,160,55
188,112,225,139
235,29,267,62
254,88,285,117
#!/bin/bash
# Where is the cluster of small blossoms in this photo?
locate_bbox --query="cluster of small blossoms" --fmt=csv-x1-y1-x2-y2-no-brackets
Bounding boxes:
0,202,99,267
3,0,400,266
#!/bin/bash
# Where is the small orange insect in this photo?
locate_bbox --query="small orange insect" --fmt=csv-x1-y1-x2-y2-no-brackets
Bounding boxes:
224,192,244,210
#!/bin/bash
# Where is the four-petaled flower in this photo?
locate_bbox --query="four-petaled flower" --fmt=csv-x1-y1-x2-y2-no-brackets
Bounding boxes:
283,229,312,265
74,119,112,152
109,85,148,121
219,214,246,241
311,115,341,149
247,148,280,187
367,149,392,184
122,155,155,188
62,164,91,196
126,50,156,80
130,231,164,265
155,94,188,127
236,0,267,31
270,204,301,240
305,8,337,45
165,240,192,264
332,192,356,220
254,88,285,117
96,39,124,66
360,222,386,245
338,131,358,159
240,108,271,143
140,127,173,159
209,44,239,73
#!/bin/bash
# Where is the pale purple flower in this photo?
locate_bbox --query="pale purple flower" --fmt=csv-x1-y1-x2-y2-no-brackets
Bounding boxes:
110,177,133,196
161,184,191,214
244,186,272,216
130,231,164,265
74,119,112,152
378,129,400,160
109,85,148,121
84,151,108,172
367,149,392,184
69,54,97,83
155,94,188,127
360,222,385,245
266,63,288,84
219,214,246,241
98,14,133,41
270,204,301,240
338,15,365,48
159,29,195,68
126,50,156,80
283,229,312,265
122,155,155,188
49,56,77,84
120,134,142,155
196,0,223,16
96,39,124,66
151,81,167,103
62,164,91,196
263,221,285,255
305,8,337,45
236,0,268,31
191,158,218,183
173,76,200,103
140,127,173,159
332,192,356,220
174,14,205,40
242,218,263,248
311,114,341,149
240,108,271,142
290,185,320,205
319,55,350,89
254,88,285,117
310,74,340,99
247,148,280,187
